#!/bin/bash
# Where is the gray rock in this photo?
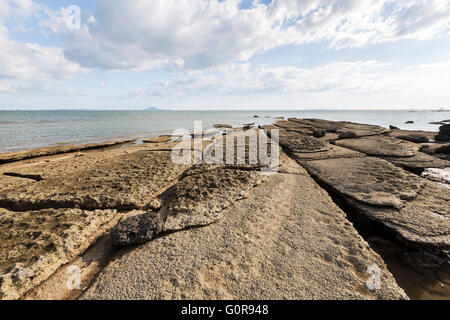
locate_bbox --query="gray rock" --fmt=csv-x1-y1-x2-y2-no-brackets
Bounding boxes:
382,152,450,170
435,145,450,155
344,182,450,268
160,167,266,232
396,134,429,143
430,122,446,125
288,118,342,132
335,122,389,137
335,136,417,157
435,134,450,142
213,123,233,129
303,157,424,209
435,124,450,141
0,151,189,211
111,213,162,247
422,168,450,186
302,157,450,268
277,130,330,153
313,129,326,138
83,168,408,300
338,132,357,139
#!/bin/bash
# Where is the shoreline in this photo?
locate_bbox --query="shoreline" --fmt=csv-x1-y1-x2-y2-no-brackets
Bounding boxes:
2,110,450,154
0,117,449,300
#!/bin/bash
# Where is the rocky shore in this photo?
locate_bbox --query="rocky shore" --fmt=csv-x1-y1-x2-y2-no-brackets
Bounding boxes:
0,118,449,300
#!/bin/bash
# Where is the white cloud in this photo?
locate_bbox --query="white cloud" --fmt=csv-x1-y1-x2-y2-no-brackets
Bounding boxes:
0,1,88,93
46,0,450,71
2,0,450,108
0,0,36,22
121,60,450,108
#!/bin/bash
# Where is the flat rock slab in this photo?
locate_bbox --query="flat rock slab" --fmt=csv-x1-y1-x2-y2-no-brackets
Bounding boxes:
0,175,34,193
335,122,389,137
382,152,450,170
291,144,364,162
302,157,450,267
335,136,417,157
276,130,330,153
436,145,450,155
82,172,407,300
277,119,389,140
344,181,450,267
390,130,438,142
0,140,135,164
0,151,189,211
420,143,450,161
203,130,277,168
143,136,173,144
0,146,137,180
275,120,314,131
213,124,233,129
396,134,429,143
302,157,424,209
0,208,117,300
160,167,267,232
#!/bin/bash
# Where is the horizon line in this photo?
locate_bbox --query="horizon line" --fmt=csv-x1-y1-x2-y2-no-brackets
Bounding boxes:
0,107,449,112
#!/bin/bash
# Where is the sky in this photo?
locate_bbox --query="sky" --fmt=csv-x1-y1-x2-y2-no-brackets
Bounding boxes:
0,0,449,110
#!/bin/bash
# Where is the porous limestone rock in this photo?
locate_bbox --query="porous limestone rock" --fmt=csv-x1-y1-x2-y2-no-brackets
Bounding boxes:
160,167,267,232
335,136,417,157
82,171,408,300
303,157,449,267
111,212,162,247
396,134,429,143
0,151,189,211
0,208,117,300
143,136,173,144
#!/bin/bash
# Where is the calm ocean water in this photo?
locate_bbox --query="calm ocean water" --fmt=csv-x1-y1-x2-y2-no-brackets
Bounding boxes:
0,110,449,153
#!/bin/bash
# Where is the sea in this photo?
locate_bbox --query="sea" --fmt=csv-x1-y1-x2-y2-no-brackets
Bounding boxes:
0,109,449,153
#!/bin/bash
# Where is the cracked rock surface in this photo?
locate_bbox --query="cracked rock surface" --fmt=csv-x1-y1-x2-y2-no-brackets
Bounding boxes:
82,170,407,300
160,167,267,232
303,157,450,267
334,135,450,169
335,136,417,157
303,157,424,209
0,208,118,299
0,121,447,300
0,150,189,211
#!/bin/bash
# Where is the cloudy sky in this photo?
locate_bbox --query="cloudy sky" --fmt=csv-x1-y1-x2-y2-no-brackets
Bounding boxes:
0,0,449,110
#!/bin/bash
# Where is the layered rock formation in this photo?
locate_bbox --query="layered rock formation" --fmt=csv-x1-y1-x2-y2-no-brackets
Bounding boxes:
436,124,450,142
270,119,450,269
82,167,407,300
303,158,449,267
0,121,448,300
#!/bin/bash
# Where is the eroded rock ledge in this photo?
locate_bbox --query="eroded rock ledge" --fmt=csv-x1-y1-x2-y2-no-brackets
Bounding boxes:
0,121,448,300
267,118,449,269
